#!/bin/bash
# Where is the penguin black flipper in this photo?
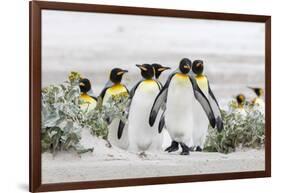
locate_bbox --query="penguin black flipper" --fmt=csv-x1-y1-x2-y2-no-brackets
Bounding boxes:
117,86,130,139
129,80,142,99
117,120,125,139
207,80,224,132
99,87,108,100
158,111,166,133
149,73,176,127
125,86,130,95
156,80,166,133
117,81,142,139
99,81,113,100
190,77,216,128
90,96,97,101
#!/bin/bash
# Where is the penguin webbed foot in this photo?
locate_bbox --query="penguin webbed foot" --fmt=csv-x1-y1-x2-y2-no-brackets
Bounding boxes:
165,141,179,153
138,151,147,158
195,146,203,152
180,142,190,155
105,139,112,148
188,146,195,152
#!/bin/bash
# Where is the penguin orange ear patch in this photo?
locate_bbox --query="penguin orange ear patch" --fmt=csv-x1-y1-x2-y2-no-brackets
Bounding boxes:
140,66,147,71
136,64,147,71
117,71,124,75
158,67,166,71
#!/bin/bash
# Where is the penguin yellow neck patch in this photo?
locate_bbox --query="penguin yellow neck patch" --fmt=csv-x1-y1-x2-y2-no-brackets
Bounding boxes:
107,83,127,95
196,74,205,80
175,73,188,79
173,73,190,86
80,93,96,103
196,75,208,91
139,79,159,92
143,79,156,84
238,104,244,109
253,97,263,105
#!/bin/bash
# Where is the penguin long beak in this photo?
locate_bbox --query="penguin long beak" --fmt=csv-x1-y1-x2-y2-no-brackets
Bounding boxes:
247,86,255,90
136,64,147,71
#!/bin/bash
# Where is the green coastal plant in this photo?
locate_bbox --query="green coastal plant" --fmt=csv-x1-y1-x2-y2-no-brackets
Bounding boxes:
41,71,130,155
41,72,93,155
83,92,130,139
204,101,265,154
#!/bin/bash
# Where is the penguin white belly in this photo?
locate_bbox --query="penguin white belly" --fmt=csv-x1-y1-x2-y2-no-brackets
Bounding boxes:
80,94,97,113
102,85,129,149
192,79,209,149
148,109,164,151
162,129,172,149
192,99,209,148
128,80,160,153
165,75,194,145
80,102,96,113
106,118,128,149
254,98,265,113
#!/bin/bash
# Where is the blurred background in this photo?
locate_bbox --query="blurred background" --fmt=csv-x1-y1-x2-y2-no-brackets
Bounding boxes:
42,10,265,108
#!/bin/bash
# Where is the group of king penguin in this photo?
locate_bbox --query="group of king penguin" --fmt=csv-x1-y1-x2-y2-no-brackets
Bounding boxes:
234,87,264,116
78,58,224,156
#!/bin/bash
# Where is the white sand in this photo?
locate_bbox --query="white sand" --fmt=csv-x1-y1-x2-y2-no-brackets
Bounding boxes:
42,129,265,184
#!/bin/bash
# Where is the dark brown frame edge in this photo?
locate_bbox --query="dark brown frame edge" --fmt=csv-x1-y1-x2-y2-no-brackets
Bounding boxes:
29,1,271,192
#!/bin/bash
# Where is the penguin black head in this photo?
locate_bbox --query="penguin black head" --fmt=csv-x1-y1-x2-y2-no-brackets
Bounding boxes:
248,87,263,97
136,64,154,79
110,68,128,84
79,78,91,93
151,63,171,79
179,58,192,74
192,60,204,75
236,94,245,105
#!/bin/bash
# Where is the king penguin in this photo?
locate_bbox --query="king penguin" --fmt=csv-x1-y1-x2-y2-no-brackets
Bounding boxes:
191,60,223,152
236,94,246,109
150,58,216,155
248,87,264,108
99,68,129,149
149,63,171,151
124,64,161,156
79,78,97,112
151,63,171,87
233,94,247,117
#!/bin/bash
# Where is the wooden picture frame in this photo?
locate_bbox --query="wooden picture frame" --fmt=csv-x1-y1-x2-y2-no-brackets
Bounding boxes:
30,1,271,192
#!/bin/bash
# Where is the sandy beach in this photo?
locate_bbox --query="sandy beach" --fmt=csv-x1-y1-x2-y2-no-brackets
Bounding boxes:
42,129,265,184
